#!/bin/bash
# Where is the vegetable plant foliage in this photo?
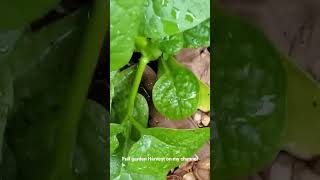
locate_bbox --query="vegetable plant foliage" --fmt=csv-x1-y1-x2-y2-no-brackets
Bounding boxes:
0,0,107,179
110,0,210,179
213,8,320,180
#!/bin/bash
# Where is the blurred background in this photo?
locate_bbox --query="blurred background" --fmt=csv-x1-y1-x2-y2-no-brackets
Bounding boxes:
219,0,320,179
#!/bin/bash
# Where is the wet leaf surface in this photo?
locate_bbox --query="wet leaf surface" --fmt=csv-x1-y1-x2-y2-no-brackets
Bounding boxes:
153,58,200,120
213,10,286,179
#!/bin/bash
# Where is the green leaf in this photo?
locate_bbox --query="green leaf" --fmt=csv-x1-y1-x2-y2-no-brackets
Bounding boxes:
111,128,209,180
110,0,145,71
111,66,149,129
282,58,320,158
156,18,210,58
212,11,286,179
142,0,210,39
127,128,209,175
110,82,114,107
131,94,149,140
0,0,60,29
110,123,123,154
110,153,122,179
155,33,183,58
153,58,200,120
110,71,117,108
183,19,210,48
111,166,166,180
75,100,107,179
111,66,137,123
198,80,210,112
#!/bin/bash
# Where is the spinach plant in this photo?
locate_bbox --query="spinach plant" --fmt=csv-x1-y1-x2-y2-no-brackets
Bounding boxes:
0,0,107,179
110,0,210,179
213,8,320,180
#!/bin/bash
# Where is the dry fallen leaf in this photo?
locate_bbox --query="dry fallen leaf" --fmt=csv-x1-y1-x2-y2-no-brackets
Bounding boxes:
194,157,210,180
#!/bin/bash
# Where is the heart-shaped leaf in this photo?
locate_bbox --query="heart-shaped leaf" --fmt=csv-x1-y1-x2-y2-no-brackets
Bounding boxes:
212,10,286,179
110,0,145,71
142,0,210,39
153,58,200,120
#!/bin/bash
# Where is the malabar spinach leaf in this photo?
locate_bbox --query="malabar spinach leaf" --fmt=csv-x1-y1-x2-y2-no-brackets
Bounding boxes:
212,11,286,179
131,94,149,140
153,57,200,120
110,154,122,179
110,123,123,154
111,66,136,123
111,66,149,128
156,18,210,56
110,0,145,71
111,127,209,179
110,71,117,107
110,0,211,179
142,0,210,39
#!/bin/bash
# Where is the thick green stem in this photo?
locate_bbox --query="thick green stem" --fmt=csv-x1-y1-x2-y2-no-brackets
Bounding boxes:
48,0,107,179
122,57,149,157
124,57,149,121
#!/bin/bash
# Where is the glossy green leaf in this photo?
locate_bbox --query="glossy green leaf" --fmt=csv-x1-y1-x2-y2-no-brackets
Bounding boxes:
111,127,209,180
131,94,149,140
112,161,164,180
110,154,122,179
143,127,210,150
110,123,123,154
110,71,117,108
127,127,209,175
155,33,183,58
111,66,136,123
156,19,210,58
110,82,114,107
123,172,163,180
111,66,149,128
282,59,320,158
183,19,210,48
110,0,145,71
153,58,200,120
142,0,210,39
0,0,60,29
212,11,286,179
